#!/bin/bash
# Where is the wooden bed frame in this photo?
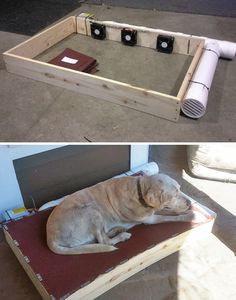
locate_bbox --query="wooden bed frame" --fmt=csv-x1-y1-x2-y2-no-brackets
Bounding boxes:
3,14,205,122
3,200,215,300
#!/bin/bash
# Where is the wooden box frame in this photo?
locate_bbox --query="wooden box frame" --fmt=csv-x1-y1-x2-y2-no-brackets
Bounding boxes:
3,15,204,122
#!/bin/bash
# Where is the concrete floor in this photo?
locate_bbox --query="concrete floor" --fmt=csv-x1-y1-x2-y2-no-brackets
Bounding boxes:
0,4,236,142
37,34,191,96
1,145,236,300
87,0,236,18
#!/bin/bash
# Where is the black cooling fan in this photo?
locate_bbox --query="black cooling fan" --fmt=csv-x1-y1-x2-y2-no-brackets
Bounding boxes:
91,23,106,40
121,28,137,46
156,35,175,54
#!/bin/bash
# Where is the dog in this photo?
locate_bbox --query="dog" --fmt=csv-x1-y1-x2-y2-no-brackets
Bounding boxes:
46,173,195,255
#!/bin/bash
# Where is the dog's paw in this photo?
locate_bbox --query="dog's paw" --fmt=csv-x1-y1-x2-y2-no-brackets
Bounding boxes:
120,232,132,241
182,210,195,221
183,210,206,223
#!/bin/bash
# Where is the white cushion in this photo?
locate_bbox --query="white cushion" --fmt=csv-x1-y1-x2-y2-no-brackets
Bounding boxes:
187,145,236,182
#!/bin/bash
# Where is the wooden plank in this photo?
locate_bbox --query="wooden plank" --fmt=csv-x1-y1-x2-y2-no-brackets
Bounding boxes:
76,13,94,35
66,220,214,300
5,16,76,58
188,37,204,56
77,17,202,56
177,39,205,99
4,53,180,122
4,229,51,300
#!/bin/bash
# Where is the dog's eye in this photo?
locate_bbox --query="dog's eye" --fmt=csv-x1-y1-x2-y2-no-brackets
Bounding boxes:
163,205,169,209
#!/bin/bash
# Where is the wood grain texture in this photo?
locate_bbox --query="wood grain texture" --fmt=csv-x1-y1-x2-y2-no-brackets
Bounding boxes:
76,13,94,35
4,230,51,300
4,53,180,121
177,40,205,99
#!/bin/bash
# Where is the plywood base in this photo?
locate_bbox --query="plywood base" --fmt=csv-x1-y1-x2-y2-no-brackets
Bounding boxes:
3,201,215,300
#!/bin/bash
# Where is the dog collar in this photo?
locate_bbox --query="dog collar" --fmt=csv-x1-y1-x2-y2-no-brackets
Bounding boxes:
137,177,151,208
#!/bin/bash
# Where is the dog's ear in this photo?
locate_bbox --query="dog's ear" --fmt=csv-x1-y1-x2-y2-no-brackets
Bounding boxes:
142,175,164,208
144,188,163,208
144,190,157,208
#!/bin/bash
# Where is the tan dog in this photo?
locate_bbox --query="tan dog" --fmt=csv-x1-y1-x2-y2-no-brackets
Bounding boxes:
47,174,193,255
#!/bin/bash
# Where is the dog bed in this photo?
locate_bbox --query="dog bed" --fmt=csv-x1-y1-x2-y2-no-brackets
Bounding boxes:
3,200,215,300
187,145,236,182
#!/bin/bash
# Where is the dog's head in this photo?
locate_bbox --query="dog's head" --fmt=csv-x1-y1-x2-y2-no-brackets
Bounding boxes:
141,174,191,214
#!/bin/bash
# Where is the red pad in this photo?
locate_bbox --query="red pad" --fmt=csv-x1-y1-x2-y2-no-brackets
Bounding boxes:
5,206,213,300
48,48,98,74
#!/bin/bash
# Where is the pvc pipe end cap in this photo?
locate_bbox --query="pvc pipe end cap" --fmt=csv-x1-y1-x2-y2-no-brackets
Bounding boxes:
181,99,206,119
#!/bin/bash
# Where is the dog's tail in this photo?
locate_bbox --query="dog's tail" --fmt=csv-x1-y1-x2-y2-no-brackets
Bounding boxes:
48,241,117,255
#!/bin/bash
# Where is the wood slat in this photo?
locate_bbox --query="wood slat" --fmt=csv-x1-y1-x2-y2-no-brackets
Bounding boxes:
4,53,180,122
177,40,205,99
4,230,51,300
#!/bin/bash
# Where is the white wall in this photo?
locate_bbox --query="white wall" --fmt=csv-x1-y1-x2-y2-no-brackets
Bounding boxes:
130,144,149,170
0,146,23,211
0,144,149,217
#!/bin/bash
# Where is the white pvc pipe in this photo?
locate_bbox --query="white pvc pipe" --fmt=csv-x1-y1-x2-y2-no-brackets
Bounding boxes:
206,39,236,59
114,162,159,178
181,38,236,118
181,41,220,118
38,198,65,211
39,162,159,211
130,161,159,175
181,37,236,118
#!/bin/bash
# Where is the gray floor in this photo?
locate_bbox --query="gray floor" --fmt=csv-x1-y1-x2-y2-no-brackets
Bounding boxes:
87,0,236,18
37,34,191,96
0,4,236,142
1,145,236,300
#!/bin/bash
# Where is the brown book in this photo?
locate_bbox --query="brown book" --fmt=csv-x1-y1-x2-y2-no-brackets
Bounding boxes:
48,48,98,74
